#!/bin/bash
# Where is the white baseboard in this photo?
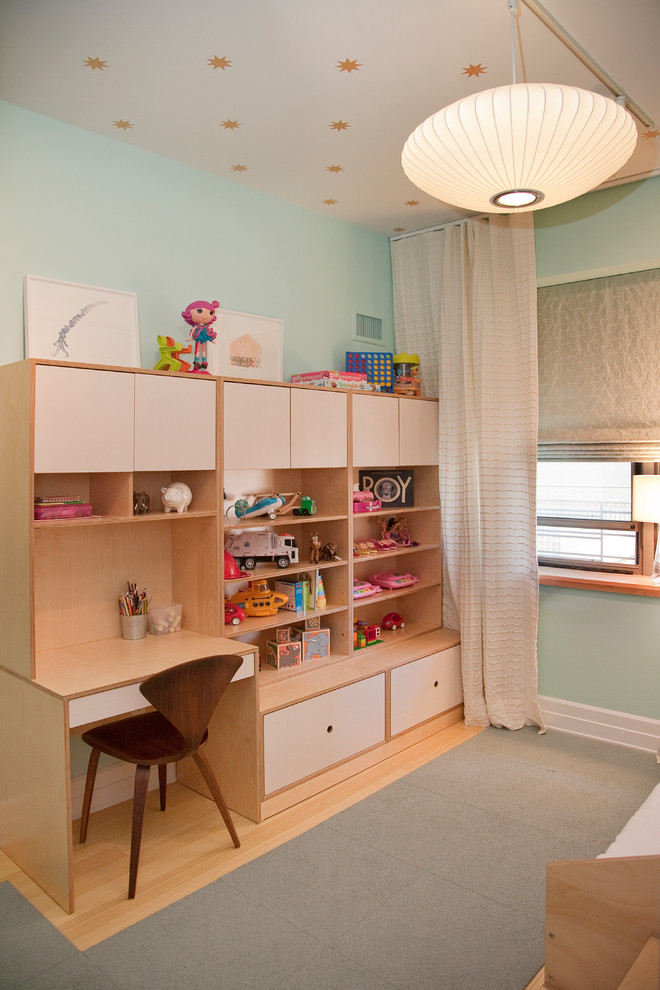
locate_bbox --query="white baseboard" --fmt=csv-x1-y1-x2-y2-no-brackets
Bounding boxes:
540,695,660,758
71,762,177,822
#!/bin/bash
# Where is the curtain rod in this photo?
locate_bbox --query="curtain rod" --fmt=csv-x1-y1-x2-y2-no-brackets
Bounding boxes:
389,215,488,242
520,0,653,127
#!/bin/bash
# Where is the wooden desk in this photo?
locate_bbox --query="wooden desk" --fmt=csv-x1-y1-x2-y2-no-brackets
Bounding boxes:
0,632,255,913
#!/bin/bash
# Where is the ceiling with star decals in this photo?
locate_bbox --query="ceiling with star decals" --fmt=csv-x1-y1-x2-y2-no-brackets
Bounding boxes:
0,0,658,236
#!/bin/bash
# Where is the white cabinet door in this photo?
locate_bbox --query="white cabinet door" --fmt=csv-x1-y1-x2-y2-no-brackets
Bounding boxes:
223,382,290,469
399,399,439,466
290,388,347,468
34,365,134,473
390,647,462,736
134,374,216,471
352,393,399,466
263,675,385,793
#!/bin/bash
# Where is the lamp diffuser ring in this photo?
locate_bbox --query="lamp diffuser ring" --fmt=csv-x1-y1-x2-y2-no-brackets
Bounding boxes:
491,189,544,208
401,83,638,214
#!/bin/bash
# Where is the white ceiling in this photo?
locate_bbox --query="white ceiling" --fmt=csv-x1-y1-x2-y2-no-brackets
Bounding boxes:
1,0,658,236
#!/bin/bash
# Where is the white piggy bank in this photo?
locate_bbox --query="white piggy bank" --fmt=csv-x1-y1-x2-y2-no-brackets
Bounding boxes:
161,482,192,513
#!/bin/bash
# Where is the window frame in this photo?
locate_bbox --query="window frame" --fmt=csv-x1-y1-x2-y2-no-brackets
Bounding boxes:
536,462,657,577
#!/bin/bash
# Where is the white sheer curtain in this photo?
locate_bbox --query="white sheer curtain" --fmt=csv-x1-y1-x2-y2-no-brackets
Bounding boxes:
392,215,545,730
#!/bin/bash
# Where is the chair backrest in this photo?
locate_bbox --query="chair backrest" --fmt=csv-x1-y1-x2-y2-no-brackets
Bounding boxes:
139,654,242,751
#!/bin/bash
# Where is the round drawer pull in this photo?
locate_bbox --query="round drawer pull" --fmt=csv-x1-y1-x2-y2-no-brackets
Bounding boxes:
327,725,334,733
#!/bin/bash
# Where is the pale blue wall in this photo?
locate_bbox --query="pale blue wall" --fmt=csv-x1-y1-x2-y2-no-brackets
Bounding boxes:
534,176,660,284
534,174,660,720
538,587,660,719
0,102,394,378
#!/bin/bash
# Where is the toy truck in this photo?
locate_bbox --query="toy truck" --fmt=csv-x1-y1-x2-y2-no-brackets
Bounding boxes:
224,529,299,570
292,495,317,516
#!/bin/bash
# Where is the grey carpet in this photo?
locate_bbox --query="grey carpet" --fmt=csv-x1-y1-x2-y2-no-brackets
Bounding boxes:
2,726,658,990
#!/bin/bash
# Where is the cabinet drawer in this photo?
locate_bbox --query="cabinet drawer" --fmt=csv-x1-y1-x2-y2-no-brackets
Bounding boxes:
263,675,385,793
390,646,462,736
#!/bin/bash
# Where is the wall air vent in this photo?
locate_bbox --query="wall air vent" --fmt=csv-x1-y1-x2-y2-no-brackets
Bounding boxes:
353,313,384,345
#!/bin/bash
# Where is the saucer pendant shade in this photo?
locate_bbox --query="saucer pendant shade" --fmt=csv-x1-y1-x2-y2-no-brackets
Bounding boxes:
402,82,638,213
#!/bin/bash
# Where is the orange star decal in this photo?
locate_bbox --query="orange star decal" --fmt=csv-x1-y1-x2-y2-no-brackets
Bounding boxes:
337,57,361,73
113,119,133,130
330,120,350,131
208,55,232,70
322,198,338,205
462,63,487,77
222,119,240,130
405,200,420,207
642,129,660,139
232,164,247,172
326,165,343,173
83,56,108,70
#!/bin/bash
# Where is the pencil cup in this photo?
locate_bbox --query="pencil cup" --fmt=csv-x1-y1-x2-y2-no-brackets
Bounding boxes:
120,614,148,640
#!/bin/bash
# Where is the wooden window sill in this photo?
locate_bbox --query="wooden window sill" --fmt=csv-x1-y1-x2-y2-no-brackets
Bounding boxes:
539,566,660,597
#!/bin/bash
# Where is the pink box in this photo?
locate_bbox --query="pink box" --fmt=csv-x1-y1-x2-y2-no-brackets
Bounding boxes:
291,370,367,383
353,500,382,513
34,503,93,520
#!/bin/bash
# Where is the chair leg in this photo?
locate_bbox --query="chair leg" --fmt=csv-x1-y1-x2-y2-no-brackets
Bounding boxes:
158,763,167,811
128,764,151,899
192,750,241,848
79,747,101,843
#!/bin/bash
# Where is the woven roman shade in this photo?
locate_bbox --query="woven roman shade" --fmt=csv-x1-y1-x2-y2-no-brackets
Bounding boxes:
538,268,660,461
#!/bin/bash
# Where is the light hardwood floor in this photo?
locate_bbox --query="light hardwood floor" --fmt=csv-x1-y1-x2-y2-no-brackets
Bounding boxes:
0,720,545,987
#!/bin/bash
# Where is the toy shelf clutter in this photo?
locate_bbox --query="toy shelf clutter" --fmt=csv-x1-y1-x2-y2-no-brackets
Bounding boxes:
0,361,459,907
177,376,461,826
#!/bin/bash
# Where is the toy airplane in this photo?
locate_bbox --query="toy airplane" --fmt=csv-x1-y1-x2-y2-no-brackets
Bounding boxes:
225,491,301,521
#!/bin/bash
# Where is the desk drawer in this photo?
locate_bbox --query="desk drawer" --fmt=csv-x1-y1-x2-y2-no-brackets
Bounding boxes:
68,652,255,728
264,675,385,794
390,646,462,736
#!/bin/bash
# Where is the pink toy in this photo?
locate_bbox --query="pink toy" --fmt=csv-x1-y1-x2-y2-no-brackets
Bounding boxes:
182,299,219,374
353,490,382,513
368,571,419,589
353,579,382,599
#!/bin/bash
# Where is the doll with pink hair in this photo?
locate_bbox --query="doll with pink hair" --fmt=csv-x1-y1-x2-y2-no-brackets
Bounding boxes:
181,300,219,373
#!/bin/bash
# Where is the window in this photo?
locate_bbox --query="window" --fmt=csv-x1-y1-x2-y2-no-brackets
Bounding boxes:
537,462,639,572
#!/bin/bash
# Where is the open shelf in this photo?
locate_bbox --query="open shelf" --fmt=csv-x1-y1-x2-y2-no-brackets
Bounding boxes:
221,602,348,639
225,513,347,528
353,577,439,609
34,509,217,528
352,541,441,561
224,558,347,586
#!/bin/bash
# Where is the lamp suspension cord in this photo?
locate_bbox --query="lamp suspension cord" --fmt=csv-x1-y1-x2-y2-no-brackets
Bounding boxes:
508,0,518,84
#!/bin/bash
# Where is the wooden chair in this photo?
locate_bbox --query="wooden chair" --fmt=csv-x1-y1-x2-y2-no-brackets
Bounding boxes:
79,654,243,898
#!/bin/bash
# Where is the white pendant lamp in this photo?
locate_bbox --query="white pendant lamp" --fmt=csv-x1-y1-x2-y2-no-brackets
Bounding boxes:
401,3,638,214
